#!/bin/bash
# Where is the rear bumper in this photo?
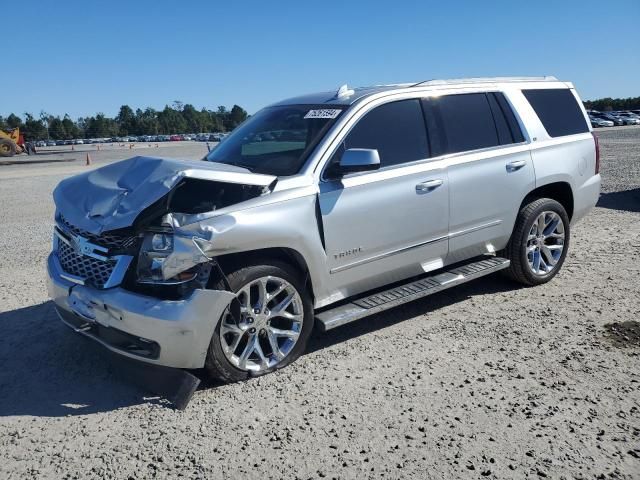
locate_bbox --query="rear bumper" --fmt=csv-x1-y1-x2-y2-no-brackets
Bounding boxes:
572,173,601,224
47,252,235,369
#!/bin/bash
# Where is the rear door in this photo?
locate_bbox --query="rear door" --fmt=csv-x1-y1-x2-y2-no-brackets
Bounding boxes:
422,92,535,262
318,99,449,300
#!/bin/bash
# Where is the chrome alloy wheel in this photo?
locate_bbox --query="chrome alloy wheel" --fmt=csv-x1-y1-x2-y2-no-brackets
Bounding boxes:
526,211,565,275
219,276,304,372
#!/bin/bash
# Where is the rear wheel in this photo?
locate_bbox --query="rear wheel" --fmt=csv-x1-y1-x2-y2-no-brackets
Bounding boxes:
501,198,570,286
205,261,314,382
0,139,16,157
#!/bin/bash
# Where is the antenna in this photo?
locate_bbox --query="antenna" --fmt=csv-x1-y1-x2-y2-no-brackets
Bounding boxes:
334,84,355,99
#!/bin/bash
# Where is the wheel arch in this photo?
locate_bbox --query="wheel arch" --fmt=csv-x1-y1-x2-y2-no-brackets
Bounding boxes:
521,181,574,220
211,247,314,301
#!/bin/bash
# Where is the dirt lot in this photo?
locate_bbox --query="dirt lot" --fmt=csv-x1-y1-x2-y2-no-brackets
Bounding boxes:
0,130,638,479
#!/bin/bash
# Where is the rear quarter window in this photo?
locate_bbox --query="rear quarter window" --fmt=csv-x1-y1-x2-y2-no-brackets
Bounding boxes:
522,88,589,137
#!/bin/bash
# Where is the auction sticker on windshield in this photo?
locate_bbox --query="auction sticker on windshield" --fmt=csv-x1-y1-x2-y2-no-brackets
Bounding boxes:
304,109,342,119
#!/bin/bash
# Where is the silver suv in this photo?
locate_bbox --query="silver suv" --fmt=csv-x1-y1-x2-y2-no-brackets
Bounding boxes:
48,77,601,382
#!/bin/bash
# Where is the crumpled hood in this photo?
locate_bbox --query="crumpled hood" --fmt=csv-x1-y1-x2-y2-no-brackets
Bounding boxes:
53,156,276,234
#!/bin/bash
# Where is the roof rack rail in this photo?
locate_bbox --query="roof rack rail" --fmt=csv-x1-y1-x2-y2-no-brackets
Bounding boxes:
409,76,558,88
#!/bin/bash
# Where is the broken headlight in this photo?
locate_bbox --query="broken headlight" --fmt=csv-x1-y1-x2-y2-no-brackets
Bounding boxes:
136,232,196,284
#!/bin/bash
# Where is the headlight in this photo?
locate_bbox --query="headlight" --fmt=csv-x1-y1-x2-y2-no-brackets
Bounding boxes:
136,232,197,284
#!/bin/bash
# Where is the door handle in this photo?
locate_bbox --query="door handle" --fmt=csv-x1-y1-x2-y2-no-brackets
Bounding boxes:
506,160,527,172
416,179,443,192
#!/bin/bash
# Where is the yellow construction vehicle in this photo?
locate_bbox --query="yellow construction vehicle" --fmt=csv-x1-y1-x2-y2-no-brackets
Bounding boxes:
0,128,34,157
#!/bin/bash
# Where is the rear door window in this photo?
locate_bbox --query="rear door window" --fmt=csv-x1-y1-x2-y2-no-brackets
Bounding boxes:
487,92,525,144
339,99,429,168
421,93,500,156
522,88,589,137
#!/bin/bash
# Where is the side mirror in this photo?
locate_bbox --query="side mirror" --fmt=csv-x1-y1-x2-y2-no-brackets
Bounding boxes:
337,148,381,174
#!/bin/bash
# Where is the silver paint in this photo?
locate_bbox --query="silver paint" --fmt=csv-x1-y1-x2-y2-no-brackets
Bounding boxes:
48,77,601,369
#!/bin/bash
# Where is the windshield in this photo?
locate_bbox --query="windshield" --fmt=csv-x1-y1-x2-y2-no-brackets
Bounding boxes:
205,105,345,176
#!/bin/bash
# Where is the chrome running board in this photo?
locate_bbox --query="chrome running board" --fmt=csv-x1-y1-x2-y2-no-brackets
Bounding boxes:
315,256,510,331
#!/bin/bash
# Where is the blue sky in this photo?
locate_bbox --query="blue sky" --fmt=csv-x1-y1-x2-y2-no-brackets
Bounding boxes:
3,0,639,118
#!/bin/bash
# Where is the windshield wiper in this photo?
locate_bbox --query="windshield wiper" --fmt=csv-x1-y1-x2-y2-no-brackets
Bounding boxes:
229,162,256,172
208,160,256,173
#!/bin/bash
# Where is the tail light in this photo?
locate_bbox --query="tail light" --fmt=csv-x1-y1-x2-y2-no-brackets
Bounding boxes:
592,132,600,174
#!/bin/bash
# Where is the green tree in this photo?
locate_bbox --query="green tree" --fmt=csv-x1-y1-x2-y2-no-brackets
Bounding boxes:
116,105,136,136
229,104,248,128
85,113,118,138
62,115,80,139
49,117,66,139
136,108,160,135
22,113,48,140
182,104,206,132
157,105,187,134
6,113,23,129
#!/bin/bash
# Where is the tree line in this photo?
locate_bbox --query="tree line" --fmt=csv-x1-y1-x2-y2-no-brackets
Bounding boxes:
582,97,640,112
0,102,248,141
3,95,639,141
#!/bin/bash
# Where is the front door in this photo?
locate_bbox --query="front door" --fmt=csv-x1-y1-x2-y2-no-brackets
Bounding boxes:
318,98,449,301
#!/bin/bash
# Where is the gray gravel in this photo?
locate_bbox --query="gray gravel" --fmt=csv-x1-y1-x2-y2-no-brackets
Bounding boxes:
0,131,639,479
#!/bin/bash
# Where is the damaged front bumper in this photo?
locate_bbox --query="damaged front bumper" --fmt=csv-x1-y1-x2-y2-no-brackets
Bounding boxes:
47,252,235,369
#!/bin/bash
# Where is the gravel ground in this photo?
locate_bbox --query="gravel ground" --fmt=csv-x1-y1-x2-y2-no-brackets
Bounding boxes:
0,129,638,479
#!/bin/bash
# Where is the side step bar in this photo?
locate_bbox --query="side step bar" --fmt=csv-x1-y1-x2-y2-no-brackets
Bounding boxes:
315,256,510,331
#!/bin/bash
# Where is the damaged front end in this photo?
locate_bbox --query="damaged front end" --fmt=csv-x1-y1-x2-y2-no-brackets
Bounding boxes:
52,156,276,298
48,156,278,382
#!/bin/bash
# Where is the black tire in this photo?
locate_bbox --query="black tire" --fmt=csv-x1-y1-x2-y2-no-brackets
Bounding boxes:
501,197,570,286
204,261,314,383
0,139,16,157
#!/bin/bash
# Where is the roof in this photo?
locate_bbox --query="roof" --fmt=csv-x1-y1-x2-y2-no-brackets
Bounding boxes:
270,76,560,107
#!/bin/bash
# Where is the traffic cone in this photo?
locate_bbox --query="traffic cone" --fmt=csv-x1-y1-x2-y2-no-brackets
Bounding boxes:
97,144,101,151
71,144,75,151
85,153,91,165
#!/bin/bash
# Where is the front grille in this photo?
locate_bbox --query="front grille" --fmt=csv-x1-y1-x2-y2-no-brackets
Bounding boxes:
57,241,117,288
59,215,137,250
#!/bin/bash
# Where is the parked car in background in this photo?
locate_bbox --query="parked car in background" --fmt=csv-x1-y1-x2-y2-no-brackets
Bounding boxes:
589,116,614,128
591,112,624,126
36,140,47,147
46,140,57,147
613,112,640,125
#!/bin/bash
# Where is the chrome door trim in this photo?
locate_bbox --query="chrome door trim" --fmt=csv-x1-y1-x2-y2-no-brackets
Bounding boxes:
448,219,503,239
311,88,532,182
329,235,448,274
330,219,502,275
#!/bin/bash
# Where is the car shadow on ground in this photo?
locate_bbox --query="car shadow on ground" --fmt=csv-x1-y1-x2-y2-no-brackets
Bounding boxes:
597,188,640,213
0,276,522,417
0,302,166,417
307,274,522,354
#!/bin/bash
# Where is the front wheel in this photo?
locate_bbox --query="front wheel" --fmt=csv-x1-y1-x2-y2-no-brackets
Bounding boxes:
0,139,16,157
501,198,570,286
205,261,314,383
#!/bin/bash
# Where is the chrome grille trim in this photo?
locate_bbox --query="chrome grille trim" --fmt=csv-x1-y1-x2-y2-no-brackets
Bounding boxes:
57,242,117,288
54,216,136,289
58,214,138,250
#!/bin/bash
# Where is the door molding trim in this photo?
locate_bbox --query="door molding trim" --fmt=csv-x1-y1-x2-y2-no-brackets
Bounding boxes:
448,219,502,239
329,219,502,275
330,235,448,274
